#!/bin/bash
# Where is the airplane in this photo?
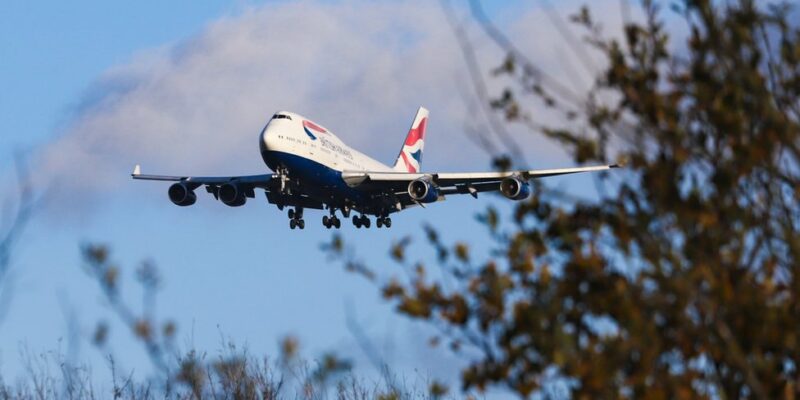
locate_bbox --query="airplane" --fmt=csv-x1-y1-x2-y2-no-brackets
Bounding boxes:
132,107,619,229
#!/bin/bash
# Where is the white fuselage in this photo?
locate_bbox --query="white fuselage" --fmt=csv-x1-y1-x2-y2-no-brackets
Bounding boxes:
259,111,393,175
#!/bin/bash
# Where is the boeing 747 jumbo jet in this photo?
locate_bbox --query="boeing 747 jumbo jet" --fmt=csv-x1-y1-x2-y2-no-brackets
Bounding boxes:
132,107,619,229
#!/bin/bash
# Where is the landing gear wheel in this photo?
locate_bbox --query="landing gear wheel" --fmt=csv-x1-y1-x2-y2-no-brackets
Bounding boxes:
352,215,361,228
288,209,295,219
298,219,305,229
375,216,391,228
362,216,371,228
289,219,297,229
333,217,341,229
322,215,330,228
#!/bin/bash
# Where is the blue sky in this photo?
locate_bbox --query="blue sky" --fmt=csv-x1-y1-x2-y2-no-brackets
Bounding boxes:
0,0,624,394
1,1,231,153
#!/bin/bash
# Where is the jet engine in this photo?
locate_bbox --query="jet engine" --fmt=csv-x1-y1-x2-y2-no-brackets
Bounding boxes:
500,176,531,200
408,178,439,203
168,183,196,206
219,183,246,207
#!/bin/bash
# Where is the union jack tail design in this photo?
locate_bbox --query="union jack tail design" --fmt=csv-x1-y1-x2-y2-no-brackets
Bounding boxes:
392,107,429,173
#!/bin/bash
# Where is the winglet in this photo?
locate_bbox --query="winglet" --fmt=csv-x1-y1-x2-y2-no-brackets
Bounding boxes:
132,164,141,176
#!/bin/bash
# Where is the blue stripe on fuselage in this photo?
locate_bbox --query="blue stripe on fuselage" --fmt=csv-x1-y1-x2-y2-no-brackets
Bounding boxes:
261,150,373,206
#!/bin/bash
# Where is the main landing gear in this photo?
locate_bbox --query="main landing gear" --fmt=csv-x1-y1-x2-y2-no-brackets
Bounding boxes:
288,208,305,230
352,215,370,229
352,215,392,229
376,216,392,228
287,207,389,230
322,214,341,229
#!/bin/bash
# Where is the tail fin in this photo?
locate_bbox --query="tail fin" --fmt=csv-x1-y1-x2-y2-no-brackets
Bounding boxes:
392,107,429,173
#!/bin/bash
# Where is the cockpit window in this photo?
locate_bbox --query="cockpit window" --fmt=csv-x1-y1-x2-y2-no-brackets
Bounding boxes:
272,114,292,120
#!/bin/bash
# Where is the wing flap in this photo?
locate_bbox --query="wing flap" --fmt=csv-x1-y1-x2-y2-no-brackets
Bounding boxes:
439,181,500,196
346,164,619,188
436,164,619,185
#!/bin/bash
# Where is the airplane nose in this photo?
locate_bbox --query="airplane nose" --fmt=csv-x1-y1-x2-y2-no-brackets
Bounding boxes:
259,125,273,152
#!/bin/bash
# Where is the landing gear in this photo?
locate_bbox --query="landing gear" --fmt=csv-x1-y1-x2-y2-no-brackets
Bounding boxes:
322,215,341,229
289,207,304,229
352,214,371,229
376,216,392,228
277,166,292,195
322,207,342,229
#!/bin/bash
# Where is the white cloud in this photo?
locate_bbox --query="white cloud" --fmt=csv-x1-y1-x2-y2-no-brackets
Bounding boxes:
35,1,468,205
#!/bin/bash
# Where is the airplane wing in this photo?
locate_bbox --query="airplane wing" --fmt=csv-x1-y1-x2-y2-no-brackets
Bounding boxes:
131,164,324,209
131,164,275,187
342,164,620,204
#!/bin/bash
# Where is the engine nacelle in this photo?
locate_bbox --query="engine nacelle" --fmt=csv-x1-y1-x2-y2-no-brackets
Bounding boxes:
168,183,196,206
500,176,531,200
408,178,439,203
219,183,246,207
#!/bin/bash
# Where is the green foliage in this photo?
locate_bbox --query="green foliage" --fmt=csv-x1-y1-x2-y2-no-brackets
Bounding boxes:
333,1,800,398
